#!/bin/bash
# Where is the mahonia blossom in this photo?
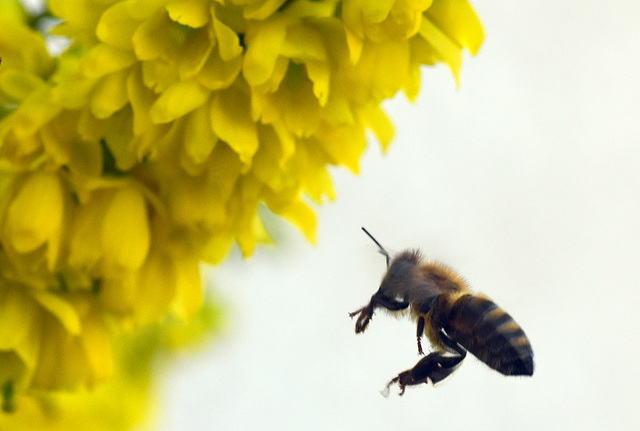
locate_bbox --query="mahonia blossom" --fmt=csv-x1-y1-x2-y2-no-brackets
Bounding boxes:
0,0,483,423
0,298,222,430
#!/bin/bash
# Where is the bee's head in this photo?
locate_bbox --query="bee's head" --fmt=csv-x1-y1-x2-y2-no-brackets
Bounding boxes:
381,250,421,289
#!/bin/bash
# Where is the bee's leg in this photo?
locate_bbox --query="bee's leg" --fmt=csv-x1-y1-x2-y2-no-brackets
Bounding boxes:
416,317,425,355
348,302,375,333
349,293,409,333
438,329,466,356
415,296,439,355
386,330,467,395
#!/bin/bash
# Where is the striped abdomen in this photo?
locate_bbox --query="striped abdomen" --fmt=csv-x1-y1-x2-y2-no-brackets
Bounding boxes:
443,294,534,376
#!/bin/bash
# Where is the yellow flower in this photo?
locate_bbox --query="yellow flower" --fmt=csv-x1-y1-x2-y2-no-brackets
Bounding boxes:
42,0,483,255
4,172,65,256
101,186,150,271
0,1,55,96
0,297,223,430
342,0,433,43
0,275,113,397
0,0,484,411
0,5,58,168
418,0,484,86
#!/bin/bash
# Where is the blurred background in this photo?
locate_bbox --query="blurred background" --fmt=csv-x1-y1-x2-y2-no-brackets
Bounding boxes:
152,1,640,429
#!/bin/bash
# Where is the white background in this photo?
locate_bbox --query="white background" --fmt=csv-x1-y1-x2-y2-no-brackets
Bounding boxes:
154,1,640,430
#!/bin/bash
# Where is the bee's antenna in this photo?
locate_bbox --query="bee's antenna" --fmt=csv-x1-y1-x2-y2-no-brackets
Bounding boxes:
361,227,390,268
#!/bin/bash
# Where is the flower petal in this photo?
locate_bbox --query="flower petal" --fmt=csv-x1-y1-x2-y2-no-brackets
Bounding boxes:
0,287,41,370
170,256,203,320
167,0,211,28
31,291,81,335
90,69,130,119
135,251,177,323
149,80,209,123
211,87,258,164
243,17,289,87
82,44,137,79
101,186,150,270
80,314,113,386
212,13,243,62
96,3,140,50
182,103,218,167
5,173,64,253
426,0,484,55
264,193,317,244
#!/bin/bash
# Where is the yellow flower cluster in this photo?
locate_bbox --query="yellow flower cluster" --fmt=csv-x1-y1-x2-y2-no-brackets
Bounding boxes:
0,297,223,430
0,0,482,422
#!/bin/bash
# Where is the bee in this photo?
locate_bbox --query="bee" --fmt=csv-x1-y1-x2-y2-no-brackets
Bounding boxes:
350,228,534,395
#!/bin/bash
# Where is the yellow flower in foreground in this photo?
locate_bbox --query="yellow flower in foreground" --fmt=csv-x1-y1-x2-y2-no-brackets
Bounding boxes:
0,0,484,418
0,298,223,430
0,277,112,396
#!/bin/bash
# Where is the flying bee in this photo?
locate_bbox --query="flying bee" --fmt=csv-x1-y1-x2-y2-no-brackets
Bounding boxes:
350,228,534,395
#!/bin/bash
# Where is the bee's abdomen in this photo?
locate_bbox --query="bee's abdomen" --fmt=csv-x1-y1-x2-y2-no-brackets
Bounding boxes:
444,294,534,376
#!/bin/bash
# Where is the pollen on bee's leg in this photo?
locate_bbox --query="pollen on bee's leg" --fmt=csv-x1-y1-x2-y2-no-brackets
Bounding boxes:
379,385,391,398
381,376,400,398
